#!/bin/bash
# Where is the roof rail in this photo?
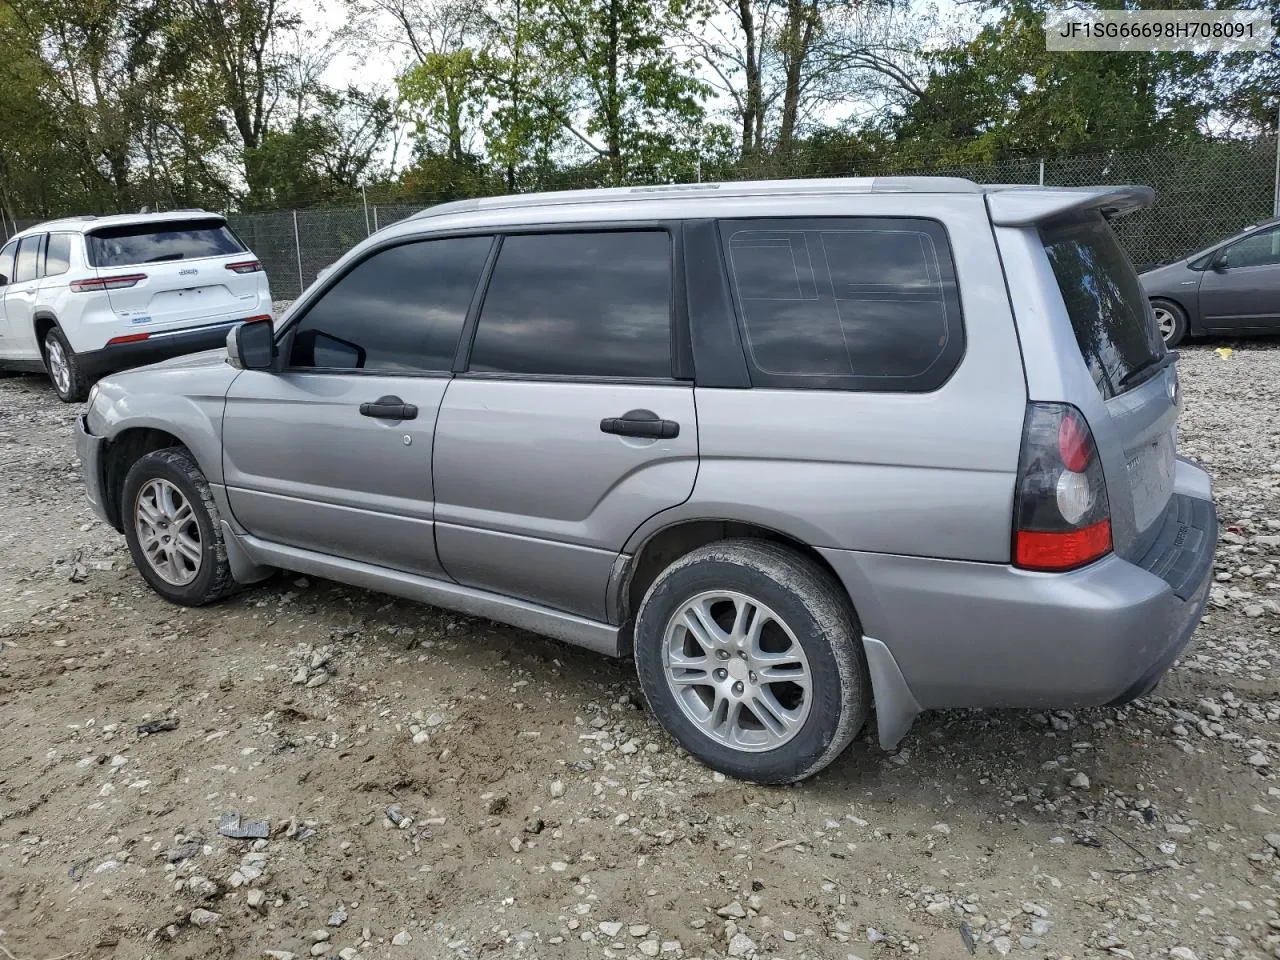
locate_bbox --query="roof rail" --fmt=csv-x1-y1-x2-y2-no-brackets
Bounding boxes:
407,176,990,222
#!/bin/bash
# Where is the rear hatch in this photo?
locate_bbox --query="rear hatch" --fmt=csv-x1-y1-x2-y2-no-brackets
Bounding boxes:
1039,213,1178,558
86,217,263,332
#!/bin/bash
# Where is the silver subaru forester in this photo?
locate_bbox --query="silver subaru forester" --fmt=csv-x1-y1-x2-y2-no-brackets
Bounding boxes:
75,178,1218,784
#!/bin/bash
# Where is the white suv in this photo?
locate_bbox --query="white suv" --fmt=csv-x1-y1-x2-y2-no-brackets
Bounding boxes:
0,211,272,401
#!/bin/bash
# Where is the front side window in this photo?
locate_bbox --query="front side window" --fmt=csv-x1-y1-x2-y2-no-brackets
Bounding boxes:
0,240,15,285
13,235,42,283
1042,214,1163,397
720,217,964,391
44,233,72,276
1223,225,1280,269
288,236,493,373
468,231,674,379
87,219,245,268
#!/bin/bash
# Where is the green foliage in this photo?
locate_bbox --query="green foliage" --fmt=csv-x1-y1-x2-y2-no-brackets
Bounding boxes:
883,0,1213,163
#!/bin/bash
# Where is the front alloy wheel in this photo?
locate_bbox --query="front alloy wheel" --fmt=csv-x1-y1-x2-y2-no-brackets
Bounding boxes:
134,478,203,586
120,447,237,605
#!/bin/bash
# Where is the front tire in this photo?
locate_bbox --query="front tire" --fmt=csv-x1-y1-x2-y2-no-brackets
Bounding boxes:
121,448,236,605
1151,299,1188,347
634,539,871,784
43,326,89,402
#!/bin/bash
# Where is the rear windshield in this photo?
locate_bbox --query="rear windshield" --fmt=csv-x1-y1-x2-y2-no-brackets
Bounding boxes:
1041,215,1164,397
87,219,245,268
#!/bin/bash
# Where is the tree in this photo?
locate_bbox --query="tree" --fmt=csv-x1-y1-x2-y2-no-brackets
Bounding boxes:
166,0,301,200
884,0,1209,164
532,0,709,183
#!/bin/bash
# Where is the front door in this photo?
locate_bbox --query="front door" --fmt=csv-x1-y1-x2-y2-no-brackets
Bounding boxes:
221,235,494,577
0,239,16,357
433,229,698,622
3,234,45,362
1199,224,1280,332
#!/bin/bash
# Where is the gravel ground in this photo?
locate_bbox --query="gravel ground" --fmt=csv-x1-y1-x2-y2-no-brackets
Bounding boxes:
1,339,1278,960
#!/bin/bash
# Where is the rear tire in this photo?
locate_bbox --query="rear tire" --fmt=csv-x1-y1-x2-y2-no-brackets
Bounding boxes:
1151,299,1188,347
634,539,870,784
43,326,89,402
121,448,236,606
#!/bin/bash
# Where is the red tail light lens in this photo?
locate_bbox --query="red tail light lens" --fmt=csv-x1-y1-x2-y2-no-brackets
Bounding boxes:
106,333,150,345
1013,403,1112,571
226,260,263,274
70,273,146,293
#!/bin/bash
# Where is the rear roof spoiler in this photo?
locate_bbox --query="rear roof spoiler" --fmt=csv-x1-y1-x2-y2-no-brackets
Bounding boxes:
985,185,1154,227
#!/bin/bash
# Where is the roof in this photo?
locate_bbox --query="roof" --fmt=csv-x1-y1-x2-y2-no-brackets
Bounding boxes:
407,177,1154,227
9,209,222,239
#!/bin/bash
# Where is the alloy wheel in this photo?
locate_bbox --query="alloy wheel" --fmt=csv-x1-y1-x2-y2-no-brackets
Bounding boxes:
662,590,812,752
134,478,202,586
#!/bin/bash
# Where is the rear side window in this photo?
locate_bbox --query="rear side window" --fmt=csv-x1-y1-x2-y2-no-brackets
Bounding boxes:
468,231,673,379
14,235,42,282
1041,215,1163,397
0,240,15,284
44,233,72,276
720,218,964,391
288,236,493,373
87,219,245,268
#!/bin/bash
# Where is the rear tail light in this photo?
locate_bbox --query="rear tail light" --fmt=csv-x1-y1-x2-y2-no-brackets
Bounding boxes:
1012,402,1112,571
70,273,146,293
226,260,263,274
106,333,150,345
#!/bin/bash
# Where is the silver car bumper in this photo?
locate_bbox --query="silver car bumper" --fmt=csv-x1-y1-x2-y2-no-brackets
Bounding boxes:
74,413,110,525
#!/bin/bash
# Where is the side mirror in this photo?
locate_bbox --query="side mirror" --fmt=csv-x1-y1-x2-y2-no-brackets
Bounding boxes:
227,318,277,370
1210,251,1229,272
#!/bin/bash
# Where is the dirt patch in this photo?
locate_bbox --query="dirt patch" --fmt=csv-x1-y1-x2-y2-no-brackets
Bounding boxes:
1,341,1279,960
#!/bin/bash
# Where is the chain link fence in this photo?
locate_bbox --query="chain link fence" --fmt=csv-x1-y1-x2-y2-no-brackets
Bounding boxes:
4,136,1277,298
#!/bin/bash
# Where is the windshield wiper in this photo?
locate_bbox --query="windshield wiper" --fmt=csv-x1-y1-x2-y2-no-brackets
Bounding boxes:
1119,349,1179,389
144,252,185,263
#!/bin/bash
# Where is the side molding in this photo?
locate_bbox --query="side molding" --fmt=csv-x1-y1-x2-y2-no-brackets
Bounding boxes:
861,636,922,750
236,532,623,657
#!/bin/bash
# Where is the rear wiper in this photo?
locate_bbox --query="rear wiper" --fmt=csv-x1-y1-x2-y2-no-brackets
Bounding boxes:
1119,349,1179,388
144,253,185,263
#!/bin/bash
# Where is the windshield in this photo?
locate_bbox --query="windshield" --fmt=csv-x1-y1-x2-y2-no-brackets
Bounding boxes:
1041,214,1165,397
87,219,245,268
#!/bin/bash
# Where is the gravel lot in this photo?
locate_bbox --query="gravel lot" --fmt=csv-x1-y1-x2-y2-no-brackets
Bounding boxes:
1,339,1278,960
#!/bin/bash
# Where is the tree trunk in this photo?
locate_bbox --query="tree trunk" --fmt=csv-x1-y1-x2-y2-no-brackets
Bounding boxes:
777,0,817,160
738,0,761,159
605,0,622,184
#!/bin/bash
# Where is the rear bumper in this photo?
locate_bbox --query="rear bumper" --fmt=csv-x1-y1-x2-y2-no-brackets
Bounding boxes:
820,466,1217,744
78,319,242,381
74,413,111,526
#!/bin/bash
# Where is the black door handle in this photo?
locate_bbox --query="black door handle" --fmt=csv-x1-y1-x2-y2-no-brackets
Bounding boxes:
600,408,680,439
359,395,418,420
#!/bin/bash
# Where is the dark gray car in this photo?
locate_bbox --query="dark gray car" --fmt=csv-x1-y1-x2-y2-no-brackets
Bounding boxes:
1140,217,1280,345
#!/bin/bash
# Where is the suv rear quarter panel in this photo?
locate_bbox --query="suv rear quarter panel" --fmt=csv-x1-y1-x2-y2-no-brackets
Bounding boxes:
993,223,1178,560
628,194,1028,562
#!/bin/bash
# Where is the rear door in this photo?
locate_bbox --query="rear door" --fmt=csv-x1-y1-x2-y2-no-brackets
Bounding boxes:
85,218,263,333
1197,223,1280,332
222,235,493,576
432,228,697,622
1036,214,1177,558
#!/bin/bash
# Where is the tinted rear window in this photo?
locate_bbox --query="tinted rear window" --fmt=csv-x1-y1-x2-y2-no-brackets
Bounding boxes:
720,217,964,391
1042,215,1164,397
87,219,245,268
